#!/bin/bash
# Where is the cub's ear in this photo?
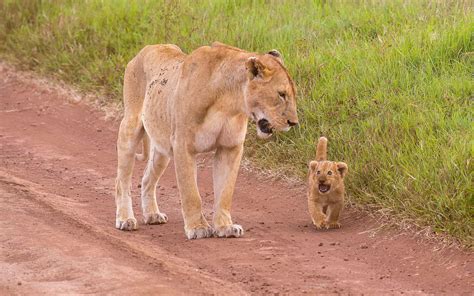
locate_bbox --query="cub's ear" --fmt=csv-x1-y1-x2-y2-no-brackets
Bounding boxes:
246,57,271,80
309,161,318,172
267,49,284,64
337,162,348,178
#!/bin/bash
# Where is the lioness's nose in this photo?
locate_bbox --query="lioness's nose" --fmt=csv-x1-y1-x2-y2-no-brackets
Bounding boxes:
287,120,298,127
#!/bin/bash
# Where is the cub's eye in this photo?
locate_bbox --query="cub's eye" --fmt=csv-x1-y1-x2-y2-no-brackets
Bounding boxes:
328,171,333,176
278,91,286,101
317,170,321,175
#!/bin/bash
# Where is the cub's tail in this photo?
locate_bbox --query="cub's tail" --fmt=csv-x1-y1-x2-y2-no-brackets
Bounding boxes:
315,137,327,161
135,131,150,162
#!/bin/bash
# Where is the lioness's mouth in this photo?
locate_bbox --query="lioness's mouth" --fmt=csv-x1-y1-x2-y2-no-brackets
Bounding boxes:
319,184,331,193
257,119,273,135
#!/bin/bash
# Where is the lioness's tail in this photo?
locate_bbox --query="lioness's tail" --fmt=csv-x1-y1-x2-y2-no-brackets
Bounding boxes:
316,137,327,161
135,131,150,162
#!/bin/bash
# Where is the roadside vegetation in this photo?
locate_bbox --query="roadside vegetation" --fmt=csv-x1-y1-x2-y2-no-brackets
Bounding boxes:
1,0,472,246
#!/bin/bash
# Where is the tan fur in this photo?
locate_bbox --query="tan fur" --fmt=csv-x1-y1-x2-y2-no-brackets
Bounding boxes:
315,136,327,161
115,42,298,239
135,132,150,161
308,137,348,229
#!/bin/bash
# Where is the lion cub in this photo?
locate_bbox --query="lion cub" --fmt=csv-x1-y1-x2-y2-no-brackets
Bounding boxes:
308,137,348,229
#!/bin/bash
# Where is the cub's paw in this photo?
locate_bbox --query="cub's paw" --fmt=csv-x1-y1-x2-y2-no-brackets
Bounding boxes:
116,217,138,231
144,212,168,225
185,225,214,240
312,220,326,230
214,224,244,238
325,221,341,229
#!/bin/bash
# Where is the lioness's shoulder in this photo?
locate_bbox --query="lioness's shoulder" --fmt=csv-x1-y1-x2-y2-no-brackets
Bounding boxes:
211,41,246,53
185,42,248,67
188,42,246,56
141,44,185,56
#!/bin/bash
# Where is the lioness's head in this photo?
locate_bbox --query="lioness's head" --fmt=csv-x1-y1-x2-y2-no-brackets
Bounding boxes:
309,161,348,195
244,51,298,139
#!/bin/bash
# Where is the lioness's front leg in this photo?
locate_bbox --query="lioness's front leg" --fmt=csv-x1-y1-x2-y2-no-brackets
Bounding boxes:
213,144,244,238
174,145,213,239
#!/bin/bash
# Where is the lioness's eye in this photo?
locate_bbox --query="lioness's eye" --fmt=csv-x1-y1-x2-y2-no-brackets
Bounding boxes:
278,91,286,101
317,170,321,175
328,171,333,175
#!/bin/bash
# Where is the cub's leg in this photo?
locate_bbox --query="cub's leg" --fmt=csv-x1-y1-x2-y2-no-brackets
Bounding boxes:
308,196,326,229
212,145,244,238
141,147,170,225
174,145,213,239
115,116,144,231
325,201,343,229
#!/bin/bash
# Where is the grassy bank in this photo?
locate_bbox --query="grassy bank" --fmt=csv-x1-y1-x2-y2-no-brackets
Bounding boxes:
1,0,472,246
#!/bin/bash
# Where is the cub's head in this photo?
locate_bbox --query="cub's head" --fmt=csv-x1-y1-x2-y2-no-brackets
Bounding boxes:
309,160,348,195
244,50,298,139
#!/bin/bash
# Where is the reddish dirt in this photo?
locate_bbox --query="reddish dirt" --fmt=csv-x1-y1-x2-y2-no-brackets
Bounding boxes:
0,63,472,295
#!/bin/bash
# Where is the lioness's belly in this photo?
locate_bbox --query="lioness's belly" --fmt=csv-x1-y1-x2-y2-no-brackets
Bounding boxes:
142,72,181,157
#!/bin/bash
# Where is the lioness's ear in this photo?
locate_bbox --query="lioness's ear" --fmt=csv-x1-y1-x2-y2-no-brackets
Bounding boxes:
309,161,318,172
246,57,270,80
337,162,348,178
267,49,284,64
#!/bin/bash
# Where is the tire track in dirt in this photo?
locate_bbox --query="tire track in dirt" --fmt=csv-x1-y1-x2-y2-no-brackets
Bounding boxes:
0,179,208,295
0,62,472,294
0,171,244,295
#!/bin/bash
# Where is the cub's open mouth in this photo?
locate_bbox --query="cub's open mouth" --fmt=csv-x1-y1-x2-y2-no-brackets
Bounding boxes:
319,184,330,193
257,118,273,135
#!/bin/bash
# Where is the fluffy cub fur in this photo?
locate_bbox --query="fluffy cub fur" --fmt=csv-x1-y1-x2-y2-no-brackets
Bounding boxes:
308,137,348,229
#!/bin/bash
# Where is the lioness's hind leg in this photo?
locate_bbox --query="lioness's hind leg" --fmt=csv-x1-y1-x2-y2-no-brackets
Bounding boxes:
141,147,170,225
115,116,144,231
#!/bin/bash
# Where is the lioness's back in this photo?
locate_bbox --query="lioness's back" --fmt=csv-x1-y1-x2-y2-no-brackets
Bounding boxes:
123,44,185,113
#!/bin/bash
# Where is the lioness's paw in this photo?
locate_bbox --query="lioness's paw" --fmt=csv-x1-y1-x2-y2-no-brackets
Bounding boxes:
185,225,214,240
144,212,168,225
214,224,244,238
116,217,138,231
325,221,341,229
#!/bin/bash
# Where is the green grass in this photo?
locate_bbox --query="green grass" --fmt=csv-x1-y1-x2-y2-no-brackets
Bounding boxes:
1,0,472,246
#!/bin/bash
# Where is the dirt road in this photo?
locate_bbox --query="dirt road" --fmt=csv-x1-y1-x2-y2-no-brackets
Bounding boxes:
0,63,472,295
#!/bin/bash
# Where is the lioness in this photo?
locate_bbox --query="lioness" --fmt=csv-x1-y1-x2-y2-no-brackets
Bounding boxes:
115,42,298,239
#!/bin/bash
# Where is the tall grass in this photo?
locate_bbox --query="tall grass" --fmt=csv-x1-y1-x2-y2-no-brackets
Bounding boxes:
1,0,472,245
